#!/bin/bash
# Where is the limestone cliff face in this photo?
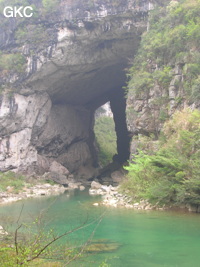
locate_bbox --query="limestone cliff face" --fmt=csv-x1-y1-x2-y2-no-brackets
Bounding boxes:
126,65,189,137
0,93,51,172
126,0,200,155
0,91,94,177
0,0,155,178
127,63,200,158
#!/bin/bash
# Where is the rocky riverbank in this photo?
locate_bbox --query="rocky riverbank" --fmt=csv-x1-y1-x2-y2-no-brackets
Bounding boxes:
89,181,154,210
0,181,86,205
89,181,200,212
1,178,198,213
0,183,66,205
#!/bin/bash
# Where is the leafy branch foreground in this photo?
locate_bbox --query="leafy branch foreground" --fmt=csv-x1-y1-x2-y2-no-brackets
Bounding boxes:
0,204,106,267
122,109,200,208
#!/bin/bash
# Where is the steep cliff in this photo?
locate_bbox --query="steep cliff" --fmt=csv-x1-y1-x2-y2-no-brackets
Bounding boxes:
126,0,200,153
123,0,200,209
0,0,155,179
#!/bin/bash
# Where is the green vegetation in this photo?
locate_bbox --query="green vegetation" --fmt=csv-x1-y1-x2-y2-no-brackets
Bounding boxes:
0,172,26,193
0,0,60,82
0,207,105,266
0,171,57,194
127,0,200,102
42,0,59,12
15,25,50,49
121,109,200,207
0,216,75,266
123,0,200,209
94,116,117,167
0,53,26,74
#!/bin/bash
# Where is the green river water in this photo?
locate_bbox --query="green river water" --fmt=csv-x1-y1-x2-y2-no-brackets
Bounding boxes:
0,189,200,267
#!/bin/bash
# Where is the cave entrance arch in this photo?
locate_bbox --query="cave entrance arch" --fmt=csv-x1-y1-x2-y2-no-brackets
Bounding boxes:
33,64,132,180
19,7,144,179
0,2,148,178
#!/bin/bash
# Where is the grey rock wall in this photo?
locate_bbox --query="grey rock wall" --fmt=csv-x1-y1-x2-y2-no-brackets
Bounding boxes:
0,93,94,178
126,63,200,156
0,93,51,172
0,0,156,178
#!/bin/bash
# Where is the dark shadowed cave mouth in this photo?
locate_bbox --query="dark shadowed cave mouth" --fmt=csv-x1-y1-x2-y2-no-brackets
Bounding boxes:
51,84,131,179
82,69,131,171
27,55,135,181
40,57,133,180
93,88,131,178
88,86,131,178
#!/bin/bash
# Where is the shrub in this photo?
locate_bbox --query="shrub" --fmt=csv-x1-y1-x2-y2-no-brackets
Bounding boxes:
0,172,26,193
122,109,200,207
42,0,59,12
127,0,200,102
0,53,26,74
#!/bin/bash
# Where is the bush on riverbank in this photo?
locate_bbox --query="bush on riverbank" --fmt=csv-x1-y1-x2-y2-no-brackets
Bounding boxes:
0,171,58,195
0,172,26,193
121,109,200,207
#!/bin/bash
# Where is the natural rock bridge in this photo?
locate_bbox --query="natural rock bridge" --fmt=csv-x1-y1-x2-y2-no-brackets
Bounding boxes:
0,0,153,180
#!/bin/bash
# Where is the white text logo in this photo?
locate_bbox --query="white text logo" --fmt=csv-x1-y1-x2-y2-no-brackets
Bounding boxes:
3,6,33,18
